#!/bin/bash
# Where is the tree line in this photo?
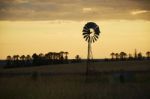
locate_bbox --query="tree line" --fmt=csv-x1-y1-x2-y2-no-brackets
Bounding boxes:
5,51,69,68
110,51,150,61
5,50,150,68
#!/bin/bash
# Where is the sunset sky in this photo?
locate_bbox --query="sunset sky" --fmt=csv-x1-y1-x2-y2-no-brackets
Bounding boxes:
0,0,150,59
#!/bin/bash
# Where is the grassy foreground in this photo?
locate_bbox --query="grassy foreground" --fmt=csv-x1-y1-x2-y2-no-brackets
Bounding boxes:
0,60,150,99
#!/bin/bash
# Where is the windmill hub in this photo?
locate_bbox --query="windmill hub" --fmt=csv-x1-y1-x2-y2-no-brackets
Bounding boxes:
89,28,94,36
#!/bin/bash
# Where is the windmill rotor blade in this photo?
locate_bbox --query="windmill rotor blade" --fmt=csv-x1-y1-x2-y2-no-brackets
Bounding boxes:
83,26,88,30
94,34,99,39
94,26,98,30
84,35,89,38
82,29,88,32
85,36,90,42
93,36,97,41
95,27,100,35
83,32,89,35
95,26,100,31
85,22,97,29
85,36,88,41
94,33,99,36
95,31,99,35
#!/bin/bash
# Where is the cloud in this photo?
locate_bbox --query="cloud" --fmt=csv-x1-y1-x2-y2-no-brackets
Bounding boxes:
82,8,93,13
131,10,149,15
0,0,150,21
15,0,29,3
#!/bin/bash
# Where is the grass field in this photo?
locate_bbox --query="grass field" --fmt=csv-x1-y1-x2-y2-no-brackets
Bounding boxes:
0,60,150,99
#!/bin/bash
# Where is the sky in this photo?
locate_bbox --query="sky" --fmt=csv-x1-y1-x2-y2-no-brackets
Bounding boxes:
0,0,150,59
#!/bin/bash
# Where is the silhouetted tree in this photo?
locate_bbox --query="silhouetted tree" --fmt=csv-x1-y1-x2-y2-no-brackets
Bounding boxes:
13,55,19,61
137,52,143,60
45,53,48,58
20,55,25,61
115,53,119,60
146,51,150,59
7,55,11,59
13,55,16,61
75,55,81,62
12,55,20,66
124,53,127,59
49,52,53,60
5,51,69,67
32,53,39,65
45,52,54,64
53,52,56,60
110,52,115,60
59,51,64,60
6,55,11,61
20,55,26,66
39,53,44,58
64,52,69,60
26,55,32,66
38,53,45,65
26,55,31,60
56,53,60,60
63,52,69,63
120,52,127,60
128,53,133,60
16,55,19,60
50,52,54,60
6,55,12,67
75,55,80,60
47,52,53,60
32,53,38,59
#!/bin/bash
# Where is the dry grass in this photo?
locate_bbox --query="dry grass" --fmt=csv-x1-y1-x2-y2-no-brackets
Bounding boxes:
0,75,150,99
0,60,150,99
1,60,150,73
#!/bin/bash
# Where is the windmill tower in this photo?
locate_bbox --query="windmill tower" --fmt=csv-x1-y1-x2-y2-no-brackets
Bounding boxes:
82,22,101,75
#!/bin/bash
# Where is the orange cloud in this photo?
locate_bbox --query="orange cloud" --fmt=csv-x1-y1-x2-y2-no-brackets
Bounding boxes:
0,0,150,21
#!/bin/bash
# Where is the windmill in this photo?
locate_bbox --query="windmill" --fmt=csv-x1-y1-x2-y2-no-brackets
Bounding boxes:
82,22,101,75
